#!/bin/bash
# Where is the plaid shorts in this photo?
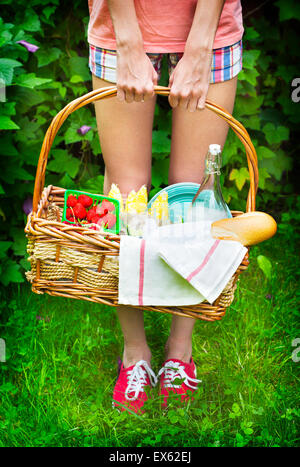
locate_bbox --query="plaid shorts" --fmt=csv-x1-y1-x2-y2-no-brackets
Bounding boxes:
89,40,242,84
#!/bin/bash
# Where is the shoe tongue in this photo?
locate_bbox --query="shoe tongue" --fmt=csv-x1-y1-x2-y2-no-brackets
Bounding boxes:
123,360,148,372
165,358,191,366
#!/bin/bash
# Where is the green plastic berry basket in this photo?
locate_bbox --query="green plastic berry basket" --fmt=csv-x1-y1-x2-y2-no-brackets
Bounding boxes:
62,189,121,235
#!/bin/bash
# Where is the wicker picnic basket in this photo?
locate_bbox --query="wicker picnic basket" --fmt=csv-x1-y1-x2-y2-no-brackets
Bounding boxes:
25,85,259,321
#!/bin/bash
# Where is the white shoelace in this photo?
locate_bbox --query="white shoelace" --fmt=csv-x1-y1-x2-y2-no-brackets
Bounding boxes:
157,360,201,389
125,360,158,401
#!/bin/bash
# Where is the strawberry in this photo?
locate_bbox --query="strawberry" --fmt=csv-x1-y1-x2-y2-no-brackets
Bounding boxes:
78,194,93,208
67,194,77,208
87,206,97,222
73,203,87,220
97,214,108,227
98,212,116,229
101,200,115,212
91,214,101,224
96,204,108,217
105,212,117,228
66,207,73,219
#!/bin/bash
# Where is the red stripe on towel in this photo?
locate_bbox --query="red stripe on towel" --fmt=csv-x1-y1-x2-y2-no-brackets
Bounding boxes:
138,239,146,306
186,239,221,282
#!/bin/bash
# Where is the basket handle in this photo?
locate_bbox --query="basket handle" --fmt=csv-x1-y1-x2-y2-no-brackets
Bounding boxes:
32,85,259,213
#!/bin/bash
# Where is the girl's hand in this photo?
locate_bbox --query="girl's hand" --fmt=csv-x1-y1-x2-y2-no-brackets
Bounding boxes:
168,47,213,112
116,45,158,103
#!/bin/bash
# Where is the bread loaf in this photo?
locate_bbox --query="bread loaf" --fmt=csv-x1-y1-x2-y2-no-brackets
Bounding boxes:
211,211,277,246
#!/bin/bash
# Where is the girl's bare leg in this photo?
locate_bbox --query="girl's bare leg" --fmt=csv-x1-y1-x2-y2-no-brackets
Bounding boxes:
92,75,156,368
166,76,238,363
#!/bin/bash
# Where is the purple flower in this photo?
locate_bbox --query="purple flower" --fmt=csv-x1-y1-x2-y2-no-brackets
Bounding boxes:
23,196,33,215
77,125,92,135
265,294,273,300
17,40,39,53
36,315,43,321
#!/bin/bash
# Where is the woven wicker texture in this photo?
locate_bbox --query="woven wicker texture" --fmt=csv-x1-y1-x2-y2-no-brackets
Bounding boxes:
25,85,258,321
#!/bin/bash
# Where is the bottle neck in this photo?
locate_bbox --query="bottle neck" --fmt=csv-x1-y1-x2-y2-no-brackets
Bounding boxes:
205,151,222,176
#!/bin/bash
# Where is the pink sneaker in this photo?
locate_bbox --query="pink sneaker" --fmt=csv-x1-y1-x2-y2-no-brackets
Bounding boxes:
158,358,201,407
112,359,157,414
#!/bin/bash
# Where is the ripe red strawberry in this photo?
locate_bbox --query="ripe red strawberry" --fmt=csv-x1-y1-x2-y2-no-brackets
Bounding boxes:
67,194,77,208
91,214,101,224
96,204,108,217
101,200,115,212
78,194,93,208
87,206,97,222
66,207,73,219
73,203,87,220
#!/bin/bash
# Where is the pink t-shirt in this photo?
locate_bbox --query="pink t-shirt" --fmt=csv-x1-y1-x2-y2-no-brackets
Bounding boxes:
88,0,243,52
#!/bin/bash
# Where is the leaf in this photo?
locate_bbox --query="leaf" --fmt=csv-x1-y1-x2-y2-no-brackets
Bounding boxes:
0,241,13,258
9,228,27,256
0,58,22,86
0,164,34,184
0,261,24,286
259,149,292,181
47,149,81,178
238,68,259,86
235,95,264,116
151,157,169,188
262,123,290,145
257,255,272,280
275,0,300,21
64,126,93,144
90,135,102,156
229,167,250,191
242,49,261,69
19,257,31,271
257,168,271,189
0,116,20,130
244,26,260,41
36,47,61,67
14,73,52,89
152,130,171,153
257,146,276,160
68,56,90,82
245,115,261,131
79,175,104,193
13,117,41,143
229,403,242,419
22,9,41,31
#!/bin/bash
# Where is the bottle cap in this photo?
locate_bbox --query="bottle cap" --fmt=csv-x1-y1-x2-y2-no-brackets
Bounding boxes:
209,144,221,155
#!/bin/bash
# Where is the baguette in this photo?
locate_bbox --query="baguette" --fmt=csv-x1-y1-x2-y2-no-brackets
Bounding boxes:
211,211,277,246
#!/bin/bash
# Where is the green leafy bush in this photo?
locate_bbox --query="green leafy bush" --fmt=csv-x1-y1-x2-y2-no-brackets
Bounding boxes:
0,0,299,285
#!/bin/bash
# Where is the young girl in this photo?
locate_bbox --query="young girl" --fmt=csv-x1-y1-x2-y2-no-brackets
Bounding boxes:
87,0,243,413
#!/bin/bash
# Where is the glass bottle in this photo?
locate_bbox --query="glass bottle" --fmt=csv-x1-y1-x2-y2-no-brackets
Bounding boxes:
186,144,232,222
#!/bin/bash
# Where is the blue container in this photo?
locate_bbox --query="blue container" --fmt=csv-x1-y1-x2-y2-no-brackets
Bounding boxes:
148,182,231,223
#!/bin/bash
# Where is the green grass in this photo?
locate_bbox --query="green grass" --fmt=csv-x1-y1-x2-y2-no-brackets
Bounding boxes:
0,232,299,447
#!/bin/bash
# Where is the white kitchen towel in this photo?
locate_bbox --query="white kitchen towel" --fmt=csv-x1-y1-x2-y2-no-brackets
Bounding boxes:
118,235,206,306
118,220,246,306
158,238,247,304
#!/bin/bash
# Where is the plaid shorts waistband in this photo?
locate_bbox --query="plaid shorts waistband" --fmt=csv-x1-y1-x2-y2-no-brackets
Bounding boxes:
89,40,243,84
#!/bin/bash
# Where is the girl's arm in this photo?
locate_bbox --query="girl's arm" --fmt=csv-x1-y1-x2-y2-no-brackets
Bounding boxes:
107,0,158,103
169,0,225,112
